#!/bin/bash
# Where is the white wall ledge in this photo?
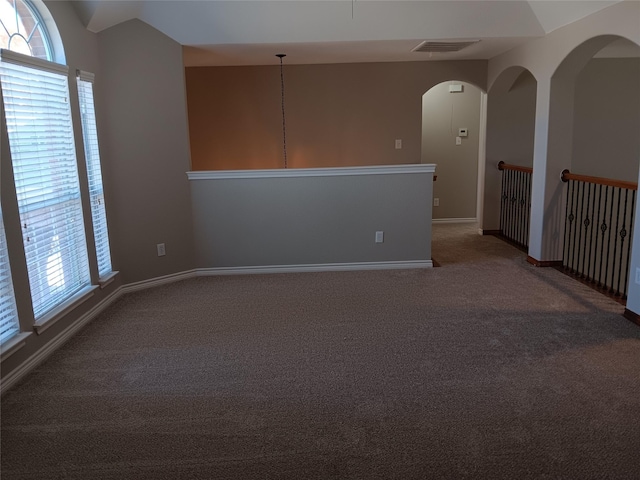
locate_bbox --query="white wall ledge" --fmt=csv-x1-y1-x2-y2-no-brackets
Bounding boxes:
1,332,32,362
98,271,119,289
187,164,436,180
33,285,99,335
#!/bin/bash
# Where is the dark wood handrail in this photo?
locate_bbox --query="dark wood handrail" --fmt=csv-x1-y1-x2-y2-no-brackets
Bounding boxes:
497,161,533,174
561,169,638,191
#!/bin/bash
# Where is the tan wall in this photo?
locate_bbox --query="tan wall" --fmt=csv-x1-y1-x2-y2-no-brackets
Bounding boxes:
185,61,487,170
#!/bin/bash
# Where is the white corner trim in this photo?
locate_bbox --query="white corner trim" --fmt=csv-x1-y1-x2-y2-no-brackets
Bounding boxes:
196,260,433,276
0,288,123,396
187,164,436,180
120,270,197,294
432,218,478,224
0,332,32,363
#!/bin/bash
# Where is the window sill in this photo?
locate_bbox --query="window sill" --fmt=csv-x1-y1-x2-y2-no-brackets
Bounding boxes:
98,271,119,289
1,332,32,362
33,285,99,335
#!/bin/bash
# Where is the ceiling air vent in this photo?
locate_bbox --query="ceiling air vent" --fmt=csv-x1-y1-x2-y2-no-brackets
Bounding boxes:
412,40,480,53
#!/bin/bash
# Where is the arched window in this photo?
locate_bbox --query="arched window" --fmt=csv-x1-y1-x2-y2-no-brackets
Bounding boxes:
0,0,52,61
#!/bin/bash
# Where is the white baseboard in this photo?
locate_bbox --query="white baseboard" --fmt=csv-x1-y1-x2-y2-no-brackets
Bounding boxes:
120,270,197,294
197,260,433,276
0,288,124,395
432,218,477,224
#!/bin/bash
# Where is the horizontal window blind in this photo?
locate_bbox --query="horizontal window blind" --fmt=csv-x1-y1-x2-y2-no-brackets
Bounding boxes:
0,210,19,343
1,49,90,319
77,71,112,277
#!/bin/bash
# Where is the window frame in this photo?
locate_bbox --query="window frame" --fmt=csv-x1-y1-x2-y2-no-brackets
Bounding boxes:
0,48,91,322
77,70,114,280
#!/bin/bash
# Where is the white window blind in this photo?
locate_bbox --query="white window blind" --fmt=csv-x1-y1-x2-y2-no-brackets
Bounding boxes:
0,49,90,319
0,210,19,343
77,71,112,277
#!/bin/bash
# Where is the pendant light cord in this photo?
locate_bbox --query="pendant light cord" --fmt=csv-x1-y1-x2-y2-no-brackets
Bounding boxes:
277,54,288,169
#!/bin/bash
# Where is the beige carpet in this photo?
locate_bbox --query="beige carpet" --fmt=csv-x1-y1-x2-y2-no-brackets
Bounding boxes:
2,224,639,479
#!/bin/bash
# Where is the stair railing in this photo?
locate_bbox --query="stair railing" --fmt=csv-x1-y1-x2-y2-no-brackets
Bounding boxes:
498,161,533,249
561,170,637,299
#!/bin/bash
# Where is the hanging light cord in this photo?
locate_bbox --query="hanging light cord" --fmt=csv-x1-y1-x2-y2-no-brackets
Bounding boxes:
276,54,288,168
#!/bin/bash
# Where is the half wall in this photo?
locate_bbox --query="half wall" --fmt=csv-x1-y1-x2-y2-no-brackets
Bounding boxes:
188,164,435,272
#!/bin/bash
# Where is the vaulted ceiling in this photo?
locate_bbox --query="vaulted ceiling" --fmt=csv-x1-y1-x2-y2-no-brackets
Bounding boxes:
70,1,625,66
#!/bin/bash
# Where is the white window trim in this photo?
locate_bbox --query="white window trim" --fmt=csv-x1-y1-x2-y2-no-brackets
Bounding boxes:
0,47,66,74
33,285,98,335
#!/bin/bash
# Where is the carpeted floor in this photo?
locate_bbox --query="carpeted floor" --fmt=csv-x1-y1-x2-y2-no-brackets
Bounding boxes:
2,223,639,479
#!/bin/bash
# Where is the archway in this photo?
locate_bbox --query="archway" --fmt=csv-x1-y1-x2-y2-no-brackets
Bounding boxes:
482,66,537,237
547,35,640,299
421,81,485,222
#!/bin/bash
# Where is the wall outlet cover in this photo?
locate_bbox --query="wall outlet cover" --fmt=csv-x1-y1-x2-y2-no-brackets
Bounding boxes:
433,198,440,207
375,231,384,243
157,243,166,257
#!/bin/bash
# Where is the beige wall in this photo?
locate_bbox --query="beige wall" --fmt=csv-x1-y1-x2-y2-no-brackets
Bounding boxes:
572,58,640,182
185,61,487,170
96,19,196,284
421,81,482,220
486,71,537,169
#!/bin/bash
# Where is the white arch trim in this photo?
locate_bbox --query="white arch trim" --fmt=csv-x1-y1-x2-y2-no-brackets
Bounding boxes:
31,0,65,64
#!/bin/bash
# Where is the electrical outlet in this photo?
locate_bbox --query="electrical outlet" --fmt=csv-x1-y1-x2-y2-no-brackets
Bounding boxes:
375,231,384,243
395,139,402,149
433,198,440,207
157,243,166,257
636,267,640,285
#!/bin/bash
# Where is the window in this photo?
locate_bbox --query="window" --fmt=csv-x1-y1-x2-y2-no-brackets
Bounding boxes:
1,50,90,319
0,209,19,343
77,71,112,277
0,0,51,60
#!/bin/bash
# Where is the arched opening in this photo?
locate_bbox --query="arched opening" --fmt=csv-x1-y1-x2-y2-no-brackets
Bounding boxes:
482,66,537,239
546,34,640,299
570,37,640,182
421,81,485,222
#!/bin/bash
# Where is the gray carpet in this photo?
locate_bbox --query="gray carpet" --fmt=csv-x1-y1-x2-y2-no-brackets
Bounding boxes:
2,223,640,479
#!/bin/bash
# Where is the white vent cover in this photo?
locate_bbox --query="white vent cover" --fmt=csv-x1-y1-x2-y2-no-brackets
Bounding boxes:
412,40,480,53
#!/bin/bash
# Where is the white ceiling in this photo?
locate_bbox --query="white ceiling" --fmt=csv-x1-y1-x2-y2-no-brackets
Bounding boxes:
71,1,629,66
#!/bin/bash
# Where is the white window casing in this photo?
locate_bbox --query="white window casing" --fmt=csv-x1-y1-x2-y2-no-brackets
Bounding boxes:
77,70,112,278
